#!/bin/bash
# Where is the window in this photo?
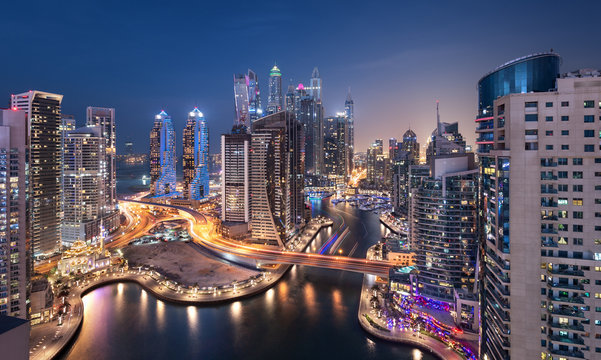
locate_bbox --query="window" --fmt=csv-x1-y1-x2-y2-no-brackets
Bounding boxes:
525,114,538,122
558,184,568,192
573,185,583,192
561,101,569,107
573,198,583,206
585,129,595,137
561,144,569,150
573,171,583,179
584,100,595,108
561,130,569,135
585,144,595,152
596,172,601,177
545,116,553,122
558,210,568,218
596,199,601,204
558,198,568,205
546,145,554,150
545,102,553,107
573,211,583,219
596,212,601,218
573,158,583,165
558,158,568,165
525,142,538,150
596,226,601,231
525,101,538,108
525,129,538,135
585,115,595,123
574,238,583,245
596,158,601,164
596,185,601,190
545,130,553,136
573,225,583,232
558,171,568,179
561,115,569,121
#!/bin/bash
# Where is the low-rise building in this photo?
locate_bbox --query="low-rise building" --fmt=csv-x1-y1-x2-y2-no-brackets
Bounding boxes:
29,278,54,325
57,240,111,276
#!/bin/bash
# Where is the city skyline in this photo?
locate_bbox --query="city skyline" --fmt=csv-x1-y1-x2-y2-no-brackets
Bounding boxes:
3,1,601,155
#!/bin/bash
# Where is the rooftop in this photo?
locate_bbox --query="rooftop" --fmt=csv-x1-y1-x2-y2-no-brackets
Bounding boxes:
479,52,561,82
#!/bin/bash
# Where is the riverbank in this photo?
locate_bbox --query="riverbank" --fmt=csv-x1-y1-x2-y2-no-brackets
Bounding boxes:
30,216,333,360
379,213,406,235
357,247,463,360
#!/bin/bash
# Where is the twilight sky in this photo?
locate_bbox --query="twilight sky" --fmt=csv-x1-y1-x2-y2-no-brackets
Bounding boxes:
2,0,601,154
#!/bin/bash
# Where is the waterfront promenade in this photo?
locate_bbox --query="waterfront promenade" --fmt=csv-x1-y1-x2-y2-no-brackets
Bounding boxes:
29,217,333,360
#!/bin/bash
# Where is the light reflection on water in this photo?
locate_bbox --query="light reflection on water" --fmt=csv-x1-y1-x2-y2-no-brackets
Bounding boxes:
63,199,437,360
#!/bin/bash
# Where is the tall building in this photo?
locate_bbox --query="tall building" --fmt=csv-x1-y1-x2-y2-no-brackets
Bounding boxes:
233,73,250,127
366,139,383,184
391,130,421,216
86,107,116,213
221,125,250,224
323,115,348,182
149,110,176,196
345,89,354,172
0,109,28,318
250,111,304,247
267,64,283,115
308,67,322,102
412,153,479,303
478,64,601,359
426,102,466,164
401,129,420,160
182,108,209,200
11,91,63,258
247,69,262,123
62,126,106,246
298,91,323,176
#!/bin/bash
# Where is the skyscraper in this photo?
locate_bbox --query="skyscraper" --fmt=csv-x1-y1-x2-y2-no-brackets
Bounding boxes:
11,91,63,258
182,108,210,200
391,129,421,215
298,90,323,176
221,125,250,224
0,109,28,318
150,110,176,196
233,73,250,127
426,102,466,164
478,59,601,359
250,111,304,247
308,67,322,102
323,114,348,183
247,69,262,123
401,129,420,160
62,126,106,246
345,89,354,172
86,107,116,213
267,64,283,115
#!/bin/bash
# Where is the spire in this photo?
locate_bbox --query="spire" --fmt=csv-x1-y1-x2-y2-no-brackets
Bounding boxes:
270,63,281,76
436,100,441,136
346,87,353,102
312,66,320,78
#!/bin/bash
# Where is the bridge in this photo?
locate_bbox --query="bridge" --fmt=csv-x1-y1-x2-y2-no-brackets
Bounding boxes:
119,198,394,277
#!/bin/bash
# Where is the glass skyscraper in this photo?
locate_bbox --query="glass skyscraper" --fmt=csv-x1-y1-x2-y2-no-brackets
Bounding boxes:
150,110,176,196
267,64,283,115
183,108,209,200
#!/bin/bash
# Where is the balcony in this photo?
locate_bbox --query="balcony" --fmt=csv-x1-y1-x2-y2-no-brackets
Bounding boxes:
541,188,558,194
548,293,585,304
541,174,558,181
547,281,584,291
542,239,559,248
541,161,558,167
548,268,585,277
549,334,586,345
541,201,558,208
547,320,585,332
549,307,585,319
541,228,558,234
549,348,585,359
541,215,558,221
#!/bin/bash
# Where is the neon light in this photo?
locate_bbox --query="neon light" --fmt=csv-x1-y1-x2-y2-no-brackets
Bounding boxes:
476,141,494,144
475,116,494,122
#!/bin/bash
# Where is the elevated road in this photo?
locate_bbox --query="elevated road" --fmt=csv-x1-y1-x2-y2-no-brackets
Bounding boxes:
119,198,394,277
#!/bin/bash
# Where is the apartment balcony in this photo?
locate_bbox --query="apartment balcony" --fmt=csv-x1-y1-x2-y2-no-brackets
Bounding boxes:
549,307,585,319
547,320,585,332
549,334,586,345
541,228,558,234
541,161,558,167
541,188,558,194
541,174,558,181
476,122,494,131
541,215,558,221
547,280,584,291
548,293,585,305
549,348,585,359
547,268,585,277
541,201,558,208
541,239,559,248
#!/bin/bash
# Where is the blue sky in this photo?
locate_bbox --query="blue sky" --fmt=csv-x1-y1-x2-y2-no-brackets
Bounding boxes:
2,0,600,154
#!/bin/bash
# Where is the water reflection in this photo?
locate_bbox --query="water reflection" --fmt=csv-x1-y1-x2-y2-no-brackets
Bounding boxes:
187,306,198,330
304,283,317,318
413,349,424,360
230,301,241,322
332,289,343,322
156,299,165,329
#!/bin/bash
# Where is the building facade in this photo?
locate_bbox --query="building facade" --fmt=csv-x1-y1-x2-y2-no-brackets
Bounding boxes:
221,126,250,224
150,110,176,196
267,64,283,115
0,109,28,319
86,107,116,214
479,67,601,360
183,108,209,200
234,73,250,127
11,91,63,258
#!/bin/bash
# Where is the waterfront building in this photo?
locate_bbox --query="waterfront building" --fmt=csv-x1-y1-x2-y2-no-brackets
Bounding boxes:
29,278,54,325
478,62,601,359
366,139,389,189
150,110,176,196
57,239,111,276
267,64,283,115
183,108,210,200
86,107,117,214
250,111,304,247
323,114,348,184
221,126,251,235
298,91,323,176
425,102,466,164
11,91,63,258
0,109,27,319
233,73,250,127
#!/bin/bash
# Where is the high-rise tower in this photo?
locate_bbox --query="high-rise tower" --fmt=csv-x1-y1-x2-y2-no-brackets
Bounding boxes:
86,107,116,213
247,69,262,123
150,110,176,196
233,74,250,127
11,91,63,258
345,89,354,173
267,64,283,115
221,125,250,225
183,108,210,200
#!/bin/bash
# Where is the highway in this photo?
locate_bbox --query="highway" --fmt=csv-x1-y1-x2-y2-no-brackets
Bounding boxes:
119,198,394,277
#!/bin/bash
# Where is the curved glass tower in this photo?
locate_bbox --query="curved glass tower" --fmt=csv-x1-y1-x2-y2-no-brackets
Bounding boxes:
183,108,209,200
476,53,560,153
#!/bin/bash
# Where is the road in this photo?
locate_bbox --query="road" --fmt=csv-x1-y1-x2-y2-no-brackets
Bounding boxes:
120,198,395,277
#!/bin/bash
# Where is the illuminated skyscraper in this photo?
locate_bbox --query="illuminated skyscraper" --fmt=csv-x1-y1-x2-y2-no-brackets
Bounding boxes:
233,73,250,127
345,89,354,172
425,102,466,164
221,125,250,224
267,64,283,115
0,109,27,318
183,108,210,200
247,69,262,122
150,110,176,196
308,67,322,102
323,114,348,183
86,107,116,213
11,91,63,258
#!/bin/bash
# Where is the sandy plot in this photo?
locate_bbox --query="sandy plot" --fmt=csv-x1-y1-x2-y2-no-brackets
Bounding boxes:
124,242,259,287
